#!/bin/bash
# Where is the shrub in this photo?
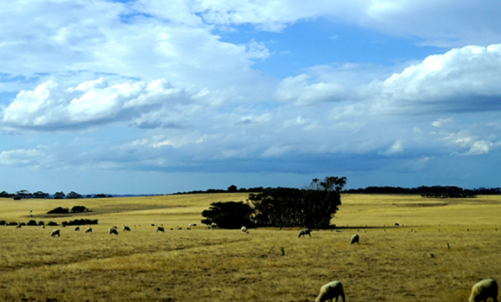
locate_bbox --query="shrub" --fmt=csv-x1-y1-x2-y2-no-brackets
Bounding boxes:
38,221,45,226
64,219,98,226
27,220,38,226
47,221,58,226
47,207,69,214
7,222,18,226
70,206,90,213
0,220,6,225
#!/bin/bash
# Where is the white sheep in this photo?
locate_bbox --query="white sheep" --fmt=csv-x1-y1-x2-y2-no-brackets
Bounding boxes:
85,227,92,233
469,279,498,302
123,226,131,232
316,281,345,302
51,229,60,237
298,228,311,238
156,226,165,232
241,226,249,234
350,234,360,244
74,226,80,231
109,228,119,235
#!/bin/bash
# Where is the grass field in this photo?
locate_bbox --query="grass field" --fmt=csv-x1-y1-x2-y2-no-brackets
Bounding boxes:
1,193,500,301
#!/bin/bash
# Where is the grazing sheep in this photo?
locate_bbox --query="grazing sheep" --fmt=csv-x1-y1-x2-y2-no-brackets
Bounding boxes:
178,227,183,230
51,229,60,237
316,281,345,302
298,228,312,238
111,226,118,230
123,226,131,232
109,228,119,235
74,226,80,231
85,227,92,233
395,223,400,226
241,226,249,234
469,279,498,302
156,226,165,232
41,225,45,229
16,224,21,229
350,234,360,244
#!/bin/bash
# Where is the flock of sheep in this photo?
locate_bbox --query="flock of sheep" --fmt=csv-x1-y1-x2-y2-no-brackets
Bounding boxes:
43,224,500,301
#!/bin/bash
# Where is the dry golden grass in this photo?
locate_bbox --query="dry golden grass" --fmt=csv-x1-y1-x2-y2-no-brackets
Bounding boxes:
1,193,500,301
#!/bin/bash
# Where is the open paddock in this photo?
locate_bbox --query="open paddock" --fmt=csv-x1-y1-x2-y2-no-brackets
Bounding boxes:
0,193,500,301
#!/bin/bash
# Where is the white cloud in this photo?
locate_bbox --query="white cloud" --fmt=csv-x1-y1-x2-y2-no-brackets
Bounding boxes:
1,78,207,131
0,148,46,167
381,141,404,155
432,118,452,127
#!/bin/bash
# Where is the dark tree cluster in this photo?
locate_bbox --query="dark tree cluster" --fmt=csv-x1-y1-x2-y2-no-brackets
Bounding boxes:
201,201,253,229
250,177,346,229
201,177,346,229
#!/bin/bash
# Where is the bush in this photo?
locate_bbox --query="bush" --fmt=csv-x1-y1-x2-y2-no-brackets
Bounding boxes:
7,222,18,226
70,206,90,213
47,207,69,214
38,221,45,226
0,220,6,225
27,220,38,226
62,219,98,226
47,221,58,226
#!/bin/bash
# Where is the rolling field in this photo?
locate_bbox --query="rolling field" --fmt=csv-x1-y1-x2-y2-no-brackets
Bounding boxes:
1,193,501,301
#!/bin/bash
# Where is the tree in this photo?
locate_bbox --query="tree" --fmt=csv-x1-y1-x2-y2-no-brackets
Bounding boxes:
201,201,253,229
249,176,346,229
54,191,65,199
227,185,238,192
66,191,82,199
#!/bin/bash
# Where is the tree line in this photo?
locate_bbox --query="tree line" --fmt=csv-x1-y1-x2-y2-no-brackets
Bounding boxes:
0,190,113,199
344,185,500,196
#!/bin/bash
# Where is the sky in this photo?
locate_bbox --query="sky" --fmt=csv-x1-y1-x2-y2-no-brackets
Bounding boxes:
1,0,501,194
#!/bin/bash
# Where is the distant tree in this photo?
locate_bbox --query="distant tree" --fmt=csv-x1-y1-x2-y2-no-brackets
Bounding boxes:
66,191,82,199
70,206,89,213
227,185,238,192
201,201,253,229
0,191,13,198
33,191,49,199
47,207,69,214
54,191,65,199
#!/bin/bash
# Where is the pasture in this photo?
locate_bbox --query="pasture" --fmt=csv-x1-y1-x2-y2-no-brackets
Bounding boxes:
1,193,500,301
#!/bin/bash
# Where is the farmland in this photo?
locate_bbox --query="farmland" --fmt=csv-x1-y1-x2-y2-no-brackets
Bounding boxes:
1,193,500,301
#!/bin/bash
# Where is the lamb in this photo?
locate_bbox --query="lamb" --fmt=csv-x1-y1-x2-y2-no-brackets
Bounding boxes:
316,281,345,302
469,279,498,302
51,229,60,237
156,226,165,232
85,227,92,233
109,228,119,235
74,226,80,231
350,234,360,244
241,226,249,233
298,228,312,238
123,226,131,232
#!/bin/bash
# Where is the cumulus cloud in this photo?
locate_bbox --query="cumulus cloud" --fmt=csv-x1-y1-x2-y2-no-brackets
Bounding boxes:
1,78,207,131
0,148,46,167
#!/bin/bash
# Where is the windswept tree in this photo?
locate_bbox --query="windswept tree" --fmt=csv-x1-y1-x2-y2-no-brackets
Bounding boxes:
249,176,346,229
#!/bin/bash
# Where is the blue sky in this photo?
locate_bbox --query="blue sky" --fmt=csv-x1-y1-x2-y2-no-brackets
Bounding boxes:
1,0,501,194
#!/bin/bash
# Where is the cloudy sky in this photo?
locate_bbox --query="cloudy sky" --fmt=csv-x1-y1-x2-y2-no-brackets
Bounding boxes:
1,0,501,194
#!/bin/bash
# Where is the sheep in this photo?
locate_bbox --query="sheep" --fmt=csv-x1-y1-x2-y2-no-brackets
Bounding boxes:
298,228,312,238
74,226,80,231
51,229,60,237
123,226,131,232
189,223,197,227
469,279,498,302
156,226,165,232
16,224,21,229
109,228,119,235
350,234,360,244
395,223,400,226
85,227,92,233
178,227,183,230
241,226,249,234
316,281,345,302
41,225,45,229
